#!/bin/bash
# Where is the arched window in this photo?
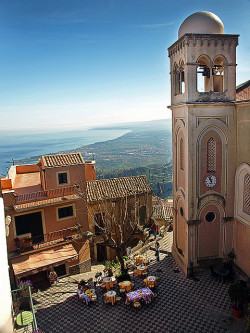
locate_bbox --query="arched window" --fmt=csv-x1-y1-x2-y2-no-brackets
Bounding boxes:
197,56,211,92
207,138,216,172
180,138,184,170
213,56,225,92
179,60,185,94
173,63,180,95
243,174,250,215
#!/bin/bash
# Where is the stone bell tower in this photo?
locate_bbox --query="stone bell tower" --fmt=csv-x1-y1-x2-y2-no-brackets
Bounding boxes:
168,11,239,275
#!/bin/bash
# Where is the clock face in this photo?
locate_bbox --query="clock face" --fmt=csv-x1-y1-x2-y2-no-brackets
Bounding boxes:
205,175,217,188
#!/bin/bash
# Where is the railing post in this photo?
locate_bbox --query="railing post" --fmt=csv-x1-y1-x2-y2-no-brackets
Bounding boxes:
28,285,37,330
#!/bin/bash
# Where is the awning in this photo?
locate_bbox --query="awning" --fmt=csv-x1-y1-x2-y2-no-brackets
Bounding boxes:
11,243,78,279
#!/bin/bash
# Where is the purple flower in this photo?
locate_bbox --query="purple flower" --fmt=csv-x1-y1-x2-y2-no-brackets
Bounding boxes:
18,280,33,289
32,329,45,333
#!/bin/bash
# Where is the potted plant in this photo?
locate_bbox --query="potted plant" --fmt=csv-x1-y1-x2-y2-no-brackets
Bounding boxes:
18,280,33,297
228,282,248,318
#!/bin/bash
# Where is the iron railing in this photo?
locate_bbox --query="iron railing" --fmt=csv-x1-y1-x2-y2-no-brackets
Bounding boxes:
15,225,83,253
15,185,76,204
11,285,38,331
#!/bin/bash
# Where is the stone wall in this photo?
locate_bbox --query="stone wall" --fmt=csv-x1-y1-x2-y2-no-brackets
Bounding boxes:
68,258,91,275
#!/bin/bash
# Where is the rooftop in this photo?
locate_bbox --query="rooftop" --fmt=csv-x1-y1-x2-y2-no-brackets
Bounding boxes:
86,175,152,202
41,153,84,168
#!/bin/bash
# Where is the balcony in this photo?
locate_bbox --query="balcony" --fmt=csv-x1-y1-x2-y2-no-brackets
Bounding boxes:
14,225,83,253
14,186,76,204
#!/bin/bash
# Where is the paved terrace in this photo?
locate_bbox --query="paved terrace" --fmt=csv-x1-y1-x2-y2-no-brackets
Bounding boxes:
30,233,247,333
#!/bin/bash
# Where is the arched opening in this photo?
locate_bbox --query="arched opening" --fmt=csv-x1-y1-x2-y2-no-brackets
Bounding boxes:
179,60,185,94
173,63,180,95
197,56,211,92
212,56,225,92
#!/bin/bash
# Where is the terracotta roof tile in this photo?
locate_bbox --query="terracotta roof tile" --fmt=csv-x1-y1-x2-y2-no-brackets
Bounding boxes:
41,153,84,168
14,194,79,211
152,204,173,220
86,175,152,202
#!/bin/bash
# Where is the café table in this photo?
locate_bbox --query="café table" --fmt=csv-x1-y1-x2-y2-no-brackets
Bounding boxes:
85,289,97,301
144,276,157,288
103,277,116,290
136,265,147,276
119,280,132,292
106,290,117,305
16,311,33,333
126,288,153,305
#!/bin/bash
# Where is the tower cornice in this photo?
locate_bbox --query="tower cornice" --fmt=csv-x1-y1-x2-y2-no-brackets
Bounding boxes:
168,33,239,57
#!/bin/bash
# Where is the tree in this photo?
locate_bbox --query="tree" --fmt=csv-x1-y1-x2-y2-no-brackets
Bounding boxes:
75,176,153,274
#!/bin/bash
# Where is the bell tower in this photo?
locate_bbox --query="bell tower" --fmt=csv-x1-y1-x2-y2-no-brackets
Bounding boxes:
168,11,239,275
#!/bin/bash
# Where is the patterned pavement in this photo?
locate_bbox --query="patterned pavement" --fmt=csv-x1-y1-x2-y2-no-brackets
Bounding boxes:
30,233,247,333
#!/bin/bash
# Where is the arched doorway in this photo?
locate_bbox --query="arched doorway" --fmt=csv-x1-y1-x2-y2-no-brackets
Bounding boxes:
198,204,222,259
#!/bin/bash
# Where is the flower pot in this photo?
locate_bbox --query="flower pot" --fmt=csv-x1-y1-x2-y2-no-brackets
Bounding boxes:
232,306,243,318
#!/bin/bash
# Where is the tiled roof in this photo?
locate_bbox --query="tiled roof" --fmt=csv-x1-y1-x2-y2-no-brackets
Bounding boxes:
41,153,84,168
152,204,173,220
236,80,250,92
86,175,152,202
14,194,79,211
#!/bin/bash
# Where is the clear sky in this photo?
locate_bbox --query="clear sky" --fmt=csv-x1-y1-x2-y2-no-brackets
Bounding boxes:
0,0,249,133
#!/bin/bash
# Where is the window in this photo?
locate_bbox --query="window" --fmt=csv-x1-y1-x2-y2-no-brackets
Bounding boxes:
207,138,216,172
180,138,184,170
243,174,250,215
179,61,185,94
205,212,215,223
58,172,68,185
212,57,225,93
58,206,73,219
180,207,184,217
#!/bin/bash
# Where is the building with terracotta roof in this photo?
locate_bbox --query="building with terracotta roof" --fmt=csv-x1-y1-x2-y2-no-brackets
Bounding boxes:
1,153,93,288
86,176,153,262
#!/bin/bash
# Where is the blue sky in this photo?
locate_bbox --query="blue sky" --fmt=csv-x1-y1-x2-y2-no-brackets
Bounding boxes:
0,0,249,133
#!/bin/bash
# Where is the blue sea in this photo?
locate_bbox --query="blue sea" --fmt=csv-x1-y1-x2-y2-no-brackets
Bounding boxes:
0,129,129,177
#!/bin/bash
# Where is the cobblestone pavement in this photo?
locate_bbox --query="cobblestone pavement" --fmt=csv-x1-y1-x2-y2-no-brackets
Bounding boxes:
31,232,247,333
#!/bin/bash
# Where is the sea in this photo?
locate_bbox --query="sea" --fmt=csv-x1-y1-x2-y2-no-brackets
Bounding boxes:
0,128,129,177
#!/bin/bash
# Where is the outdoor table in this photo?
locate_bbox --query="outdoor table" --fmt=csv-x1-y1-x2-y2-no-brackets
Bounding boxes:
85,289,96,301
16,311,33,332
144,276,157,288
136,265,147,276
214,267,229,282
126,288,153,305
106,290,116,305
103,277,115,290
135,256,145,265
119,280,132,292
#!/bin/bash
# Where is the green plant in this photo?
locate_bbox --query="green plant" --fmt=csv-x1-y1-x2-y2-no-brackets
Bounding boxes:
229,282,248,310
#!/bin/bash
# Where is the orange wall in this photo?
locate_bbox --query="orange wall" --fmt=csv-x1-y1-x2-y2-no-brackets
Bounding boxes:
1,179,12,190
85,162,96,181
16,164,39,174
6,198,88,253
44,164,86,190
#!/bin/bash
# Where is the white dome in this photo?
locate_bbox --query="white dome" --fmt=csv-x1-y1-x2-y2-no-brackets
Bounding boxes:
178,11,224,39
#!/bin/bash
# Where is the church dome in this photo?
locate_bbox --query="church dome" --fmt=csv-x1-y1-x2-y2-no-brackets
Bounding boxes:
178,11,224,39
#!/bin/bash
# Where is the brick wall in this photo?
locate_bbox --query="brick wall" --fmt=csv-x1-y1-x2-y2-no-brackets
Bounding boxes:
68,258,91,275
